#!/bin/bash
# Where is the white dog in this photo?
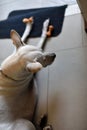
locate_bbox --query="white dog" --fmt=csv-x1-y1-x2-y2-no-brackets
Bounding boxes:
0,17,56,130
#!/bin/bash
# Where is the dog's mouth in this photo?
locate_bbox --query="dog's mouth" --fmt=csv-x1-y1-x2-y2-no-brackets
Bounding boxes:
36,53,56,67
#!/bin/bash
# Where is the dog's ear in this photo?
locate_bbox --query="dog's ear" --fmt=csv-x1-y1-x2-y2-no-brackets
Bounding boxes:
10,30,23,49
26,62,43,73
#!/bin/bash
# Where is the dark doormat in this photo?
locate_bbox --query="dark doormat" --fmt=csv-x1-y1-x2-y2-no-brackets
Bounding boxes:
0,5,67,39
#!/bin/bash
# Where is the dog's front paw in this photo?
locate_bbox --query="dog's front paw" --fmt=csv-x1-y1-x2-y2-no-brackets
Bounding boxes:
23,17,34,24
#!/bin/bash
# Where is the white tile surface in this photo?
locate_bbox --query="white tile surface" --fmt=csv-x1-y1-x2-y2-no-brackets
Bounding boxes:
0,0,42,20
0,39,14,60
40,0,77,7
65,4,80,16
45,14,82,52
48,48,87,130
81,15,87,47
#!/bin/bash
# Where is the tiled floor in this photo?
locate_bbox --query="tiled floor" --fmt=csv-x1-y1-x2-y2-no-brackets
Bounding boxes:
35,13,87,130
0,1,87,130
48,47,87,130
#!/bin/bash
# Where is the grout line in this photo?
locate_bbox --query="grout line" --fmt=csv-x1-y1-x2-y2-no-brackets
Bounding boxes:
47,45,87,54
46,66,49,117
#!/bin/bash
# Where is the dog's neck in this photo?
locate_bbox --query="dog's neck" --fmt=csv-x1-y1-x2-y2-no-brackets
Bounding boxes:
0,67,33,96
0,69,18,81
0,68,35,122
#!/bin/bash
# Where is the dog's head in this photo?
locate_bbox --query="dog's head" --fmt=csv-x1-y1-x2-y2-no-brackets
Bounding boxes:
1,30,56,80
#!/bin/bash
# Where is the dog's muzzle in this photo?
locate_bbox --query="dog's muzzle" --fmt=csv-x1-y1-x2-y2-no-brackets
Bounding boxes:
36,53,56,67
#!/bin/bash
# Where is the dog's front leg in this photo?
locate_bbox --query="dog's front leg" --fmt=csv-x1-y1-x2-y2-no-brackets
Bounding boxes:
37,19,50,49
22,17,34,42
37,19,54,49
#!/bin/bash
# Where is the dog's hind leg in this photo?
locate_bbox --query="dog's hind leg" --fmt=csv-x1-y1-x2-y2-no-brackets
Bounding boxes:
22,17,34,43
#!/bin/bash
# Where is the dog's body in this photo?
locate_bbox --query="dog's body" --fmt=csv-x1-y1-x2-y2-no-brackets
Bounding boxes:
0,18,56,130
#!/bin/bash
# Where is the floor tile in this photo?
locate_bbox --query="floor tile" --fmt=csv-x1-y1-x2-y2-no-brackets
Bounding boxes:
0,0,42,20
48,47,87,130
45,14,82,52
0,59,3,65
0,39,14,60
81,15,87,47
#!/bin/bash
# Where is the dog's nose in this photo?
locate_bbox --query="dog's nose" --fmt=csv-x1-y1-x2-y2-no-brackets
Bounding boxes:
49,53,56,58
36,52,56,67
